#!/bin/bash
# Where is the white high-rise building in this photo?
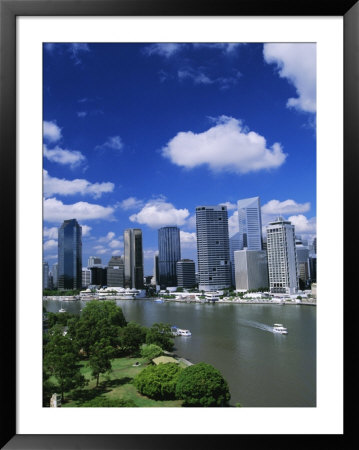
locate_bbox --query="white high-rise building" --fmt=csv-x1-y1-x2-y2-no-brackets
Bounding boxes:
234,250,268,291
196,205,231,291
88,256,102,267
237,196,263,250
52,262,58,289
82,267,92,288
266,217,298,294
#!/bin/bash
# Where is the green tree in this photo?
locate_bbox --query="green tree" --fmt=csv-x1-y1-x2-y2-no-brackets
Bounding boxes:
175,362,231,407
44,328,86,402
119,322,147,356
88,338,115,387
134,363,182,400
140,343,163,360
146,322,174,351
70,300,127,357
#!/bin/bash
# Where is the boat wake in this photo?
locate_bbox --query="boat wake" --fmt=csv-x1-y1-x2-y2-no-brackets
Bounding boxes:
239,319,275,333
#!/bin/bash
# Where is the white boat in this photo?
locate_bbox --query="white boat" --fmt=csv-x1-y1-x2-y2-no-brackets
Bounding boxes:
177,329,192,336
273,323,288,334
59,307,66,313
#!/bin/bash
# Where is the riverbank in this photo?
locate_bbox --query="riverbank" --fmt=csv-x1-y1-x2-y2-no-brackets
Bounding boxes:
44,295,316,306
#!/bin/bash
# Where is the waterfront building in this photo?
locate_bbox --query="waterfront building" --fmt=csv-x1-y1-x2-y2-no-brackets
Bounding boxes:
58,219,82,290
176,259,196,289
52,262,58,289
43,261,49,289
234,249,268,291
88,256,102,267
229,232,241,287
107,256,125,287
237,196,263,250
309,255,317,283
158,226,181,288
266,216,298,294
296,244,310,289
152,253,159,285
196,205,231,291
82,267,92,288
90,266,107,286
124,228,144,289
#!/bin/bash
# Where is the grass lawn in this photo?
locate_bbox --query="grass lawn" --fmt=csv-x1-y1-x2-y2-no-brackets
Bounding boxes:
61,356,183,407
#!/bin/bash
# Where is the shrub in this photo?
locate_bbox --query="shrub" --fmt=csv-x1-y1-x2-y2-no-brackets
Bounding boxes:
134,363,182,400
140,344,163,360
175,362,231,407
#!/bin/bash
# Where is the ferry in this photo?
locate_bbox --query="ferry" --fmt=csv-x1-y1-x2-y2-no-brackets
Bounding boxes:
273,323,288,334
171,326,192,336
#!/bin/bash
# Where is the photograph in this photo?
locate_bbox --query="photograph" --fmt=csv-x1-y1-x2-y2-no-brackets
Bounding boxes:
42,42,317,409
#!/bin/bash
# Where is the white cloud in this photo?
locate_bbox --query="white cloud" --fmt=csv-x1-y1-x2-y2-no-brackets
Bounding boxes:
77,111,87,118
263,43,316,113
143,43,184,58
43,121,62,143
43,239,57,250
99,232,116,243
43,226,58,239
43,144,86,169
95,136,123,151
228,211,239,237
109,239,124,249
162,116,287,174
262,199,310,216
180,231,197,248
177,68,239,89
192,43,242,53
119,197,144,210
43,170,114,199
129,198,189,228
143,249,158,260
80,225,92,236
43,197,115,223
288,214,316,235
44,254,58,260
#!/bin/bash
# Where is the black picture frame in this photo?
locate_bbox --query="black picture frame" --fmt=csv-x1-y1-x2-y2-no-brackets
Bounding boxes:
1,0,355,448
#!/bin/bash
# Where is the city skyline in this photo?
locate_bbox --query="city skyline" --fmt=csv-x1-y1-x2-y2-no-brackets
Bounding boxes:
43,43,316,274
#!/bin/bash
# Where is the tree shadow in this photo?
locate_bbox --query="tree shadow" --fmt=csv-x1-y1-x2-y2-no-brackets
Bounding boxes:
69,376,133,404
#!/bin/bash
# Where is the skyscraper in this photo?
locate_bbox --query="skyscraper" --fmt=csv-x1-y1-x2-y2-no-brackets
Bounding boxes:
234,249,268,291
266,217,298,294
107,256,124,287
176,259,196,289
196,205,231,291
82,267,92,288
88,256,102,267
229,232,241,287
43,261,49,289
58,219,82,290
52,262,58,289
158,226,181,288
124,228,144,289
237,196,263,250
152,253,159,286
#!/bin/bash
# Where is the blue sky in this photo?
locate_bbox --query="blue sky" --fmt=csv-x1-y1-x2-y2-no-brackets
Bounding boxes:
43,42,316,275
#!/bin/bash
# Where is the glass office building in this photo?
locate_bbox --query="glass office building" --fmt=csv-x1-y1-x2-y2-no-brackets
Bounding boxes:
196,205,231,291
237,196,263,250
124,228,144,289
158,226,181,288
58,219,82,290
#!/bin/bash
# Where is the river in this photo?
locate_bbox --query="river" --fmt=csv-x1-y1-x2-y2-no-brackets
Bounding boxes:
43,298,316,407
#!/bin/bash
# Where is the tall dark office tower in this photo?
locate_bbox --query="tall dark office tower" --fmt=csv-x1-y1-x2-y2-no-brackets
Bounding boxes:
90,267,107,287
196,205,231,291
158,226,181,288
107,256,124,287
176,259,196,289
124,229,144,289
58,219,82,290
